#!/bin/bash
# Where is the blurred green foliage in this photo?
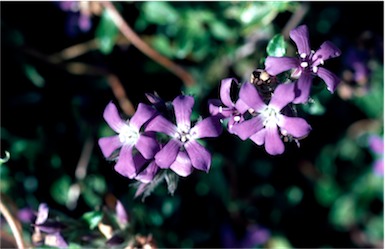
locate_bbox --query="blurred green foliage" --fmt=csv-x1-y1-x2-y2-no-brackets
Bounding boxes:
1,1,383,248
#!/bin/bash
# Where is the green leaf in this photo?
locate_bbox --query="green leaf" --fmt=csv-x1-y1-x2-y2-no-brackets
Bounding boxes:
301,97,326,115
24,64,45,88
315,177,341,206
141,2,179,25
50,175,72,205
95,9,119,55
0,151,10,165
209,21,236,41
82,211,103,229
266,34,286,57
151,34,174,58
329,195,356,229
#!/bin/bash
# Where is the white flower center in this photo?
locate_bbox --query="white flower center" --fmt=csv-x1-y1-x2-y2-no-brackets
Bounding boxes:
119,125,139,145
260,106,280,127
234,115,241,122
300,62,309,68
175,124,193,143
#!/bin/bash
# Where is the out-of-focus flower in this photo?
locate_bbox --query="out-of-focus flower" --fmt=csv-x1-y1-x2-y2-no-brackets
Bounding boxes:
98,102,159,179
146,95,222,176
32,203,68,249
221,223,270,248
265,25,341,103
236,82,311,155
208,78,249,134
368,134,384,176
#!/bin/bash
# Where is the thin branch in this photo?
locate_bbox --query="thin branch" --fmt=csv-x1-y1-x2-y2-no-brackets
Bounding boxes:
75,135,94,180
24,48,136,116
107,74,136,116
48,35,131,63
101,1,195,87
0,197,25,249
282,3,310,39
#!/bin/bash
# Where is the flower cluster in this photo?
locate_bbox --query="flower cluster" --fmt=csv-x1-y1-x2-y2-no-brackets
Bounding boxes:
209,24,340,155
98,24,341,196
99,94,222,197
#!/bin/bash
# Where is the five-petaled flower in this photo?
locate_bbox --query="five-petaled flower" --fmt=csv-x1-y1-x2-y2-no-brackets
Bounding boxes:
98,102,159,179
233,82,312,155
146,95,223,177
265,24,341,104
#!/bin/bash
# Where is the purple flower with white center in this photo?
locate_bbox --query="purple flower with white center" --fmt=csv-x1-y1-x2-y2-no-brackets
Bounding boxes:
236,82,312,155
98,102,159,179
265,25,341,104
368,134,384,176
146,95,223,176
208,78,250,133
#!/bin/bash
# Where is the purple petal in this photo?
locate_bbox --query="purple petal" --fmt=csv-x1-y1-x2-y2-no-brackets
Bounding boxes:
220,78,237,107
98,136,122,158
235,98,251,114
185,140,211,172
114,145,145,179
135,134,159,159
103,102,126,133
36,203,49,225
129,103,156,131
239,82,266,112
373,159,384,176
250,129,266,146
289,25,311,55
317,67,341,93
312,41,341,66
170,151,194,177
265,57,299,76
18,208,35,223
78,14,91,32
269,83,295,111
173,95,194,130
231,117,264,140
208,99,234,118
369,135,384,154
155,139,181,168
190,116,223,139
135,161,159,183
293,73,313,104
277,115,312,138
44,232,68,248
145,115,177,136
115,200,129,225
264,125,284,155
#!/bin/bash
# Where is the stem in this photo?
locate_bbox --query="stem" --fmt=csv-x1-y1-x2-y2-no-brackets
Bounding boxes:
24,48,136,116
282,3,310,39
101,1,195,87
0,198,25,249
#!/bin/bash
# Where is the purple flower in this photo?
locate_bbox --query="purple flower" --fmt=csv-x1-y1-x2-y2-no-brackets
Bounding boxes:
208,78,250,133
236,82,312,155
265,25,341,103
32,203,68,249
221,223,270,248
58,1,92,36
368,135,384,176
98,102,159,179
146,95,222,176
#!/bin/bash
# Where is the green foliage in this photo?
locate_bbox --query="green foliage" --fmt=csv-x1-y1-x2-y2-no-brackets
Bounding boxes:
96,9,119,54
266,34,287,57
82,210,104,229
1,2,383,248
